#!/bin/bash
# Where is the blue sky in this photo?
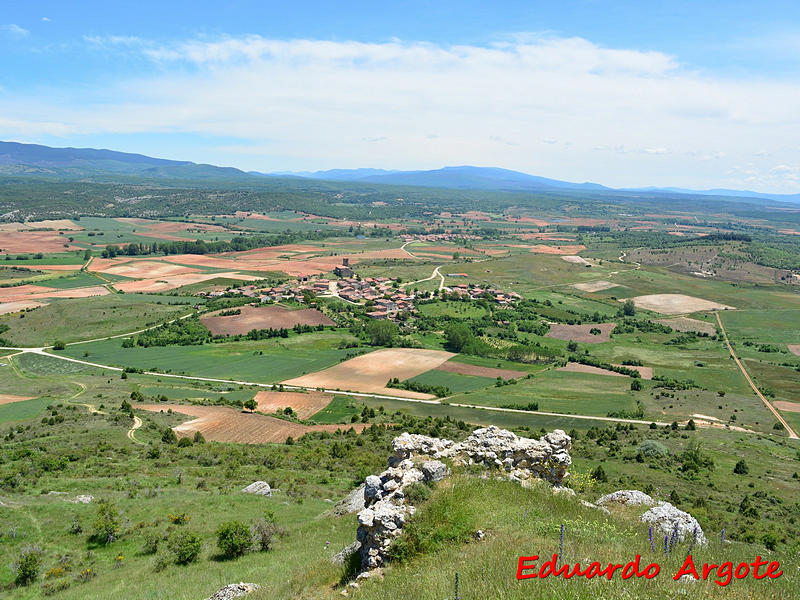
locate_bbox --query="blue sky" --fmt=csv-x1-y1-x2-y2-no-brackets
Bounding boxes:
3,1,800,191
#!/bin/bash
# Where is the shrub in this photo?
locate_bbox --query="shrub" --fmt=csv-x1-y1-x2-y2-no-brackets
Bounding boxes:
637,440,669,459
403,482,433,504
13,545,44,586
215,521,251,559
92,500,121,544
733,459,749,475
193,431,206,444
168,513,190,525
167,530,203,565
630,378,643,391
52,340,66,351
591,465,608,483
161,428,178,444
250,518,286,552
177,437,193,448
141,531,161,555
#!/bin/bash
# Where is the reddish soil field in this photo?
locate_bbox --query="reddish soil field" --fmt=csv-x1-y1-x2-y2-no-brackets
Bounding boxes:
99,261,201,278
136,403,369,443
113,272,260,293
529,244,587,255
0,394,35,406
774,401,800,413
461,211,493,221
546,322,616,343
0,220,82,231
558,362,625,377
253,390,333,419
508,216,550,226
436,361,525,380
201,305,334,336
787,345,800,356
612,364,653,379
0,300,46,315
0,231,82,254
0,284,57,302
518,234,576,241
283,348,455,399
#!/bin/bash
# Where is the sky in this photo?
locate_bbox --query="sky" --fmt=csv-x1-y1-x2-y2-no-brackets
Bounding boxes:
3,1,800,192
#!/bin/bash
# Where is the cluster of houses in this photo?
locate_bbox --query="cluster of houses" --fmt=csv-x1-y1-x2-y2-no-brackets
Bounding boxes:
446,283,522,306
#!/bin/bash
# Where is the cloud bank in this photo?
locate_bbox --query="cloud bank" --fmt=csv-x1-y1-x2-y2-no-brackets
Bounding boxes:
3,34,800,191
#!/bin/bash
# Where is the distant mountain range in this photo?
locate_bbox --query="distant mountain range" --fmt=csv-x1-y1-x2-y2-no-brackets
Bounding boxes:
2,140,799,204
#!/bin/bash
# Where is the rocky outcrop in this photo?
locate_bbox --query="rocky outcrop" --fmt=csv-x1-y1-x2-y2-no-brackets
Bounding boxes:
332,541,361,566
331,484,366,516
596,490,654,507
354,426,571,573
241,482,272,497
640,502,707,545
391,426,572,485
205,583,259,600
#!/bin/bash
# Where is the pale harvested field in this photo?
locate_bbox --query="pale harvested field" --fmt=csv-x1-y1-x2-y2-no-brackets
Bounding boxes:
787,345,800,357
0,300,45,315
114,272,260,293
253,390,332,419
0,231,82,253
611,364,653,379
136,404,368,444
573,280,617,293
99,261,201,278
561,255,591,265
627,294,733,315
529,244,587,255
518,234,575,241
0,220,82,232
0,284,57,302
29,286,109,300
510,216,550,226
283,348,455,399
201,305,334,336
0,394,35,406
558,362,625,377
436,361,525,380
774,401,800,413
161,255,245,269
655,317,716,335
546,322,616,343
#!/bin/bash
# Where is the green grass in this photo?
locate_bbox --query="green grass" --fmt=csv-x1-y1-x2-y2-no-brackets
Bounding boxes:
33,270,107,289
0,295,196,346
308,395,361,424
417,301,488,320
57,331,361,384
138,385,257,404
0,396,50,424
15,353,99,375
406,368,494,394
0,252,85,266
447,369,637,417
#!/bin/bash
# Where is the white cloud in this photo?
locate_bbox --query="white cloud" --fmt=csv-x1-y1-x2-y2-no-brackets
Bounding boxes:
41,17,50,23
3,33,800,191
2,24,29,38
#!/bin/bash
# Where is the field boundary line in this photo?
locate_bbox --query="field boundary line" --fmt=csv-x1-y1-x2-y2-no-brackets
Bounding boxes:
714,311,798,440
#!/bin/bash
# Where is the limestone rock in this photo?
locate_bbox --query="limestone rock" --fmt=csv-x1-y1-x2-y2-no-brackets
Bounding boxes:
205,583,260,600
332,541,361,565
596,490,654,507
640,502,707,545
241,481,272,497
421,460,449,482
71,495,94,504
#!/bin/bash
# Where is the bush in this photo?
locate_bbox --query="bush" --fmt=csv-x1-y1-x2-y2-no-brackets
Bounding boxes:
215,521,252,559
161,428,178,444
52,340,66,351
167,530,203,565
92,500,121,544
403,482,433,504
13,545,44,586
591,465,608,483
193,431,206,443
177,437,193,448
141,531,161,555
630,378,643,391
637,440,669,459
733,459,749,475
250,517,286,552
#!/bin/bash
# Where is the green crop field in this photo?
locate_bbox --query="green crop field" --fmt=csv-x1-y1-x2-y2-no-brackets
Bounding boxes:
417,301,488,319
0,295,197,346
57,331,361,383
407,368,494,394
308,395,361,424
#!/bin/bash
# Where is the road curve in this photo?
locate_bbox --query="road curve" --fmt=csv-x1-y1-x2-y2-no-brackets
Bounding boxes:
714,311,798,439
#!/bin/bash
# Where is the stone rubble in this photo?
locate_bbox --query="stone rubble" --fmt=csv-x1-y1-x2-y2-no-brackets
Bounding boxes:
205,583,260,600
355,426,572,573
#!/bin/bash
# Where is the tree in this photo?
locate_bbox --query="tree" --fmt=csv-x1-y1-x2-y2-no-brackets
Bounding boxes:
630,378,643,391
193,431,206,444
733,459,749,475
52,340,66,350
366,319,398,346
444,322,473,352
685,419,696,431
92,500,121,544
216,521,252,559
623,299,636,316
162,427,178,444
566,340,578,352
13,545,43,586
243,399,258,412
591,465,608,482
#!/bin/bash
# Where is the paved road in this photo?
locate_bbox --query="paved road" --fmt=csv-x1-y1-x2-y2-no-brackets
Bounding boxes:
714,311,798,439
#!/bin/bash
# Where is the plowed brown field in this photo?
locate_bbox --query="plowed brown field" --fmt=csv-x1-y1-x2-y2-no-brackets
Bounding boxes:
201,305,334,336
435,361,525,380
546,322,616,343
253,390,332,419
